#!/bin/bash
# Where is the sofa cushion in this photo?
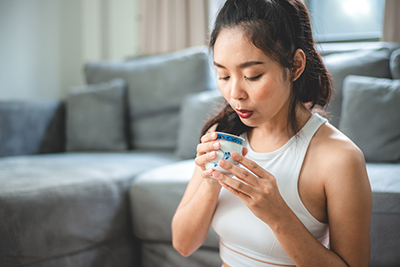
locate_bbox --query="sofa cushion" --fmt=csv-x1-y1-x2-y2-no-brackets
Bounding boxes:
141,242,221,267
130,160,219,248
0,101,65,157
339,75,400,162
176,91,225,159
370,192,400,266
323,48,391,127
367,163,400,193
390,48,400,79
84,46,214,150
0,151,178,266
66,79,129,151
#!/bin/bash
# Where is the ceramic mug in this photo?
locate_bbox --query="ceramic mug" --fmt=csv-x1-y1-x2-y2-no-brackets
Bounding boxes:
205,132,244,174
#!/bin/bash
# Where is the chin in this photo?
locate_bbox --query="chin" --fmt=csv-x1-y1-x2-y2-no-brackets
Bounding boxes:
238,117,258,128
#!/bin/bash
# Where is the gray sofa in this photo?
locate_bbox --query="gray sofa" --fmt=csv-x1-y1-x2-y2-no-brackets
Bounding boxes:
1,43,399,267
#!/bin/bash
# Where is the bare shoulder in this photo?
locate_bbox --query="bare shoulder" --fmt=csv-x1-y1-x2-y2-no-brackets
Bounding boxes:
309,121,367,180
309,121,372,266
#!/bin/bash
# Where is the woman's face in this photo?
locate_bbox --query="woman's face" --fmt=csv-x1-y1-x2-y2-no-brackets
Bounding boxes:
213,27,293,129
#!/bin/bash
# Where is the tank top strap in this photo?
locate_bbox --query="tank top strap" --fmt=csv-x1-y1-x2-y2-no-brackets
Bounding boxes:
297,113,327,146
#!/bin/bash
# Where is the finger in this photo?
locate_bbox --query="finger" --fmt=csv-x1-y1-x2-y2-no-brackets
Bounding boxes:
231,152,271,179
218,160,257,186
202,168,214,178
194,151,217,168
196,141,220,156
200,131,218,144
242,147,249,157
213,171,251,198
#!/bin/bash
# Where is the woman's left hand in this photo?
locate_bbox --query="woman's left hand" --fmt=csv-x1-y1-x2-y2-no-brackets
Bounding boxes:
212,151,290,227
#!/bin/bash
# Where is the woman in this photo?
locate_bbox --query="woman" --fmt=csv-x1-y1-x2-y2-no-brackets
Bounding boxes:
172,0,372,266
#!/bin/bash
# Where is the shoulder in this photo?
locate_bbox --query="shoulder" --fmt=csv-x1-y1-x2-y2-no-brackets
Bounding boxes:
310,121,372,266
311,121,365,169
308,121,369,188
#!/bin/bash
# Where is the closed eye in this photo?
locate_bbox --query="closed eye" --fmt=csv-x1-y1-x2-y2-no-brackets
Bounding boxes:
245,74,262,81
219,76,230,81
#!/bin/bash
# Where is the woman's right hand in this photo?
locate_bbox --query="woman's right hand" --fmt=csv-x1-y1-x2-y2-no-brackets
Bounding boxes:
194,131,220,172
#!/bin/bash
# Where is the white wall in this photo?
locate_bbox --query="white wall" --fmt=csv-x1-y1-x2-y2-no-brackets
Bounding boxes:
208,0,226,32
0,0,140,101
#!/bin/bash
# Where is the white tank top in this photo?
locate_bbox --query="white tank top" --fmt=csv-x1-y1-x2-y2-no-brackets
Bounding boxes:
212,113,329,267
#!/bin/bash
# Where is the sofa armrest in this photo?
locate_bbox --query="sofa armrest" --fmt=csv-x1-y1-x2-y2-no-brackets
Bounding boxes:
0,101,66,157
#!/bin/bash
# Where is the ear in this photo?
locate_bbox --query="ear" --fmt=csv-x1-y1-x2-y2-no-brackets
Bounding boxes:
292,49,306,81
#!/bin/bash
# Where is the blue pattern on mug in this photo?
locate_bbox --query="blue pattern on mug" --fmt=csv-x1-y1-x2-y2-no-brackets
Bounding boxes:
217,133,244,145
218,148,239,166
205,132,243,173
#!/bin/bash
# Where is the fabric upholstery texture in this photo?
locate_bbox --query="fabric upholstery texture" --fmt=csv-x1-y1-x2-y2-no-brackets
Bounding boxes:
141,242,221,267
0,152,179,267
176,90,225,159
0,101,65,157
339,75,400,162
13,236,138,267
84,46,214,150
323,48,391,127
367,163,400,193
370,192,400,267
130,160,219,248
66,78,128,151
390,48,400,79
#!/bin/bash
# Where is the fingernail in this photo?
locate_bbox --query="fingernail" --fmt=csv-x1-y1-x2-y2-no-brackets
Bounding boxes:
213,142,220,149
213,171,220,178
219,160,226,167
209,151,216,158
232,152,240,159
211,132,217,139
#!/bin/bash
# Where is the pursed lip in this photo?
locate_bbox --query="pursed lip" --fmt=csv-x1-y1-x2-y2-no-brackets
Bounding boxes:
236,109,253,119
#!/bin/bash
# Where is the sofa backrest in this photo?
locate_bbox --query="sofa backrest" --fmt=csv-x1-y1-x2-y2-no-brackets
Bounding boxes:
320,42,400,127
84,46,217,151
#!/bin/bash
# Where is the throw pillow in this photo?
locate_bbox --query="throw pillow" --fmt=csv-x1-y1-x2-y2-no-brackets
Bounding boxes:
339,75,400,162
0,101,65,156
84,46,215,150
176,91,225,159
390,48,400,79
66,78,128,151
323,48,391,127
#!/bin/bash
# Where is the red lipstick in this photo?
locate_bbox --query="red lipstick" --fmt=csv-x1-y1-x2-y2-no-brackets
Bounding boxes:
236,109,253,119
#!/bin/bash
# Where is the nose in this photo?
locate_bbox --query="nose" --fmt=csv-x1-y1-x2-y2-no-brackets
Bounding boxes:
230,78,247,101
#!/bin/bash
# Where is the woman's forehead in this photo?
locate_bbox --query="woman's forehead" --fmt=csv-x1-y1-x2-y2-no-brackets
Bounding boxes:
213,28,272,66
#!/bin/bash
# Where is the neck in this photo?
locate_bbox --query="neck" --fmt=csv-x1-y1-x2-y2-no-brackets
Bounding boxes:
247,104,311,153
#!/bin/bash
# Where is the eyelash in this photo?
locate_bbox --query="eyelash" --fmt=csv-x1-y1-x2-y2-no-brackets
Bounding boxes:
219,74,262,81
245,74,262,81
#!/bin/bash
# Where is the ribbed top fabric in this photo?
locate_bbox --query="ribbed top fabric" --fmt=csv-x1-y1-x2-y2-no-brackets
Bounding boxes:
212,113,329,267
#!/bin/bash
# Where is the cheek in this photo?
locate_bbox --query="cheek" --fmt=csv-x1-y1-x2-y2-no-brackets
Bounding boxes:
217,81,231,98
252,79,290,104
252,82,274,100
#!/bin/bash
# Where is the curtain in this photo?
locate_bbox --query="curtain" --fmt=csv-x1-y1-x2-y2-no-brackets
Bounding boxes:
139,0,209,55
382,0,400,43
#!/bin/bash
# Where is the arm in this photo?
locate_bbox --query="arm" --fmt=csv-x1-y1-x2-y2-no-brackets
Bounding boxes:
273,146,371,267
172,127,221,257
213,144,372,266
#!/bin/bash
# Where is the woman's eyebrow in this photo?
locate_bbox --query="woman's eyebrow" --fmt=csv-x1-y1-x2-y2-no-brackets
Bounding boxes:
213,61,265,69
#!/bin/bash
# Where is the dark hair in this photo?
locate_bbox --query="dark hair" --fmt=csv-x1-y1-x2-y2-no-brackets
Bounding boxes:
201,0,332,137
